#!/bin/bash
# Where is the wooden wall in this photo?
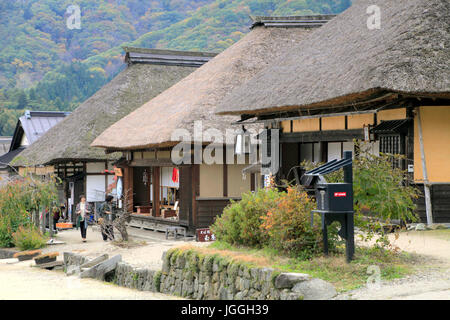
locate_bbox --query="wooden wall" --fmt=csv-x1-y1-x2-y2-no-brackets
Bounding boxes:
196,199,231,228
415,184,450,223
414,106,450,183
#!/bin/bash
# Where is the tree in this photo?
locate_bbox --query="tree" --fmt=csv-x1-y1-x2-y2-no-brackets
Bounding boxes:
112,189,132,242
17,91,28,108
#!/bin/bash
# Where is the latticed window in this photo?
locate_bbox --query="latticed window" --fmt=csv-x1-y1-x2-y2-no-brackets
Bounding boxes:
379,134,401,154
379,134,403,168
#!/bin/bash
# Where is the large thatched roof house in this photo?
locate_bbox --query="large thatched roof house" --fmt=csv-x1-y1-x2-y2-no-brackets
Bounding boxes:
11,48,215,221
91,15,335,232
216,0,450,223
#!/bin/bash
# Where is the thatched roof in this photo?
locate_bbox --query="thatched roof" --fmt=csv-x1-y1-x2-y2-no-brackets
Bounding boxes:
92,16,334,151
12,49,215,166
216,0,450,117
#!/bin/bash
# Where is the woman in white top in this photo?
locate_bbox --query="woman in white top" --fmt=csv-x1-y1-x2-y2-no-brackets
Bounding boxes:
75,195,91,242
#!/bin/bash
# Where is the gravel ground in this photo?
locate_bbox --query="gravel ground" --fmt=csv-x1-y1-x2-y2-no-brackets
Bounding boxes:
2,227,449,300
41,226,208,270
0,259,182,300
0,226,206,300
335,230,450,300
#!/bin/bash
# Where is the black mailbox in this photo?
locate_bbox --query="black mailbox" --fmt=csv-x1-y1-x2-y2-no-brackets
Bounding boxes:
302,151,355,262
316,183,353,212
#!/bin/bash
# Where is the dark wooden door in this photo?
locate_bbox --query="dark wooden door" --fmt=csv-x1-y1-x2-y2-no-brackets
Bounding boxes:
132,167,151,209
179,166,192,227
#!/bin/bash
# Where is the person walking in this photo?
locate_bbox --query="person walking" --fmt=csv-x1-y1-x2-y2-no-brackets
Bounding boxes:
99,195,116,241
75,195,91,242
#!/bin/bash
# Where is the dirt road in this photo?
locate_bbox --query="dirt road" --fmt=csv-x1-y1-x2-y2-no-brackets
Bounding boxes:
0,227,199,300
336,230,450,300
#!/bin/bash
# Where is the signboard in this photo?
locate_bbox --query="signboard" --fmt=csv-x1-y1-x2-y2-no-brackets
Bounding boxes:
364,125,370,142
196,228,216,242
114,167,123,177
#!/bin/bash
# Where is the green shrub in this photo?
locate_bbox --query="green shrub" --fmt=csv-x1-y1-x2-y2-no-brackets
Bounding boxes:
302,140,420,247
211,188,282,247
12,225,47,251
212,186,340,259
0,175,59,247
260,187,338,258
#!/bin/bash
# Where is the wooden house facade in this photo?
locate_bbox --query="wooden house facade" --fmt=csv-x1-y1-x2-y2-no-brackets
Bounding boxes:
216,0,450,223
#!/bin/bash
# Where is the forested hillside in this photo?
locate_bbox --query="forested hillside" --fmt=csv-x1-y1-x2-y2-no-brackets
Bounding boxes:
0,0,351,136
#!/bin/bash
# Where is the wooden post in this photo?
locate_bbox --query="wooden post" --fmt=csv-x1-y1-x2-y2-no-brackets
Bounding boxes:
49,206,53,238
417,107,433,225
41,206,46,234
153,167,160,217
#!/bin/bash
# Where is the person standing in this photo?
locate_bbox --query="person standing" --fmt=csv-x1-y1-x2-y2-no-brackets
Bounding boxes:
75,195,91,242
99,195,116,241
52,206,60,233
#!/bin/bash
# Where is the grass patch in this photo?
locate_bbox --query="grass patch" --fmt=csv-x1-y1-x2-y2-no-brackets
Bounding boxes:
207,241,420,292
178,243,285,268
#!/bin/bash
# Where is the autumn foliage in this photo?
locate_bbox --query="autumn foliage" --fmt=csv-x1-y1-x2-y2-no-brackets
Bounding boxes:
0,175,58,247
211,186,339,258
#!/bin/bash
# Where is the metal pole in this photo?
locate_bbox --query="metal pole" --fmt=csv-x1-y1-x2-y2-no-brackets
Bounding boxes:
343,151,354,262
416,108,433,225
343,151,353,184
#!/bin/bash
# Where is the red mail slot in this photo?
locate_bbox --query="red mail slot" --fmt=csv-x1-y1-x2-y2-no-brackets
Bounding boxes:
334,192,347,197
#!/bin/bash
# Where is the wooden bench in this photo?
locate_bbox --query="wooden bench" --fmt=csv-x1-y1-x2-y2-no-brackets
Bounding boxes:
165,226,186,240
135,206,152,215
161,209,178,219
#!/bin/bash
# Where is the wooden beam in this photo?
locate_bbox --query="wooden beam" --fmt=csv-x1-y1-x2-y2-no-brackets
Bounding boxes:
192,164,200,229
152,167,161,217
281,129,364,144
416,107,433,225
130,159,174,167
126,166,133,212
223,149,228,197
104,161,108,197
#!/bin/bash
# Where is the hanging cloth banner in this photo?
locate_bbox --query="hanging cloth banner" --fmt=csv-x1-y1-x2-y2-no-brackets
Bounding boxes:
172,168,179,183
117,177,123,199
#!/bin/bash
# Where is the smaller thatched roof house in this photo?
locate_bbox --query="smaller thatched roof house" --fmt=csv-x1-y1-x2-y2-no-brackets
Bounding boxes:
12,48,216,167
216,0,449,118
9,48,215,216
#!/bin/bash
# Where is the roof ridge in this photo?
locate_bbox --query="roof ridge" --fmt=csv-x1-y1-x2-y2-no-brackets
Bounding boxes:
123,46,218,67
250,14,336,29
122,46,217,57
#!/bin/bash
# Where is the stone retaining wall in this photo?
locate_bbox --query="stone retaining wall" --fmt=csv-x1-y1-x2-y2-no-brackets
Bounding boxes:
63,248,336,300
